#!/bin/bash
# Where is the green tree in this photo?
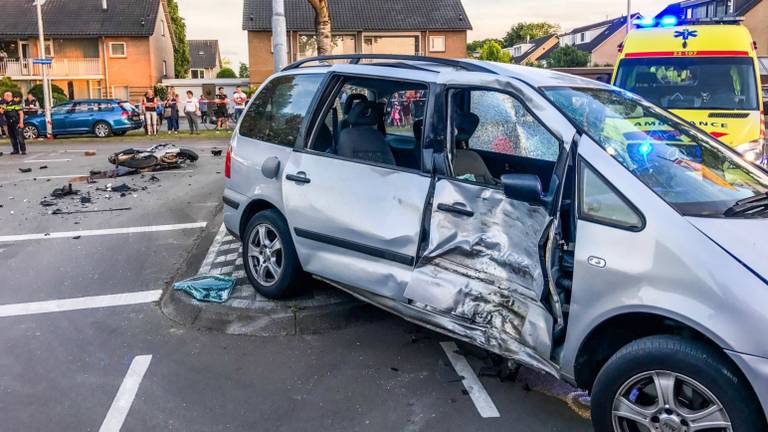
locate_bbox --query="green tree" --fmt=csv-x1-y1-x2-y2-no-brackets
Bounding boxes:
29,83,68,105
216,67,237,78
502,22,561,48
478,40,511,63
153,84,168,100
547,45,590,68
166,0,190,78
238,62,250,78
467,38,503,55
0,77,21,97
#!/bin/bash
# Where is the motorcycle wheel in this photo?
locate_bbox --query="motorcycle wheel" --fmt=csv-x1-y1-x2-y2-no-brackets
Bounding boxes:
178,148,199,162
119,155,160,169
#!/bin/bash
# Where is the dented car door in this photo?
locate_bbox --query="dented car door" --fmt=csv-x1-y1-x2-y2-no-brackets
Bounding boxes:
404,76,577,375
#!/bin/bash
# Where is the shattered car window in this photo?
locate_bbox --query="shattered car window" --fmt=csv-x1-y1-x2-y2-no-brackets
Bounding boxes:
545,87,768,217
469,91,559,161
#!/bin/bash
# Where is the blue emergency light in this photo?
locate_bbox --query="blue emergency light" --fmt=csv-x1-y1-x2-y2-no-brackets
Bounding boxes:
634,15,680,28
659,15,679,27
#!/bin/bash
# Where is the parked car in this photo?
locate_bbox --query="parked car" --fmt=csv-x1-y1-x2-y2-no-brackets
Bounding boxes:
23,99,143,139
224,54,768,431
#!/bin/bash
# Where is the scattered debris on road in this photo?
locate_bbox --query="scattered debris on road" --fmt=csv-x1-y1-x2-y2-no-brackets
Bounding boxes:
84,150,96,156
19,168,32,173
39,165,48,170
51,184,79,198
173,275,237,303
211,148,223,157
52,207,131,215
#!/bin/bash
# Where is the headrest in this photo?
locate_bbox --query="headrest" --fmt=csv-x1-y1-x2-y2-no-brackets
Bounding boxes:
347,101,380,127
455,112,480,142
343,93,369,115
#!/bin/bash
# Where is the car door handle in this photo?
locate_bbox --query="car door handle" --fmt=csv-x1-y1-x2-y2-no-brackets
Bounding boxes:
286,172,311,184
437,203,474,217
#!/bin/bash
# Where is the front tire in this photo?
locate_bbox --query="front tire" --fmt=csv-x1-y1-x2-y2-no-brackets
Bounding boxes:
242,209,303,299
178,148,199,162
591,335,766,432
93,121,112,138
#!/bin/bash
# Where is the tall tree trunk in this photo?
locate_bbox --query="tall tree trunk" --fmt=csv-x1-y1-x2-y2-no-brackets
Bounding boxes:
307,0,332,56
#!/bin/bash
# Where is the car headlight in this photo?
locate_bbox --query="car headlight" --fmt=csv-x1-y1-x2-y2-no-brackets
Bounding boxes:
735,141,764,163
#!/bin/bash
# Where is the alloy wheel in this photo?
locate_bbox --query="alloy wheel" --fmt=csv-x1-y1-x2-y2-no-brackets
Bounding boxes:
246,223,283,286
612,370,732,432
94,123,111,137
23,125,38,140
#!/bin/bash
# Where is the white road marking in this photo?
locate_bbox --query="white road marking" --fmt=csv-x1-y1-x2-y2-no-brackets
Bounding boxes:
440,341,501,418
99,355,153,432
0,290,162,318
35,174,88,179
149,169,195,175
59,149,95,153
24,158,72,163
199,224,227,274
0,222,207,242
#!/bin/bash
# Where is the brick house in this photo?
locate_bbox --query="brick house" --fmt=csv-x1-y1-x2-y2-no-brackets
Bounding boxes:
188,40,222,79
656,1,768,56
558,14,639,66
0,0,175,101
242,0,472,85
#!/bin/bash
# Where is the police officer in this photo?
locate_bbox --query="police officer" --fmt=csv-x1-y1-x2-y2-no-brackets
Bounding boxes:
1,91,26,155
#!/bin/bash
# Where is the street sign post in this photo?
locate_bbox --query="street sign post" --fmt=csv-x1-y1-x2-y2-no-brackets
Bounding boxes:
32,58,52,65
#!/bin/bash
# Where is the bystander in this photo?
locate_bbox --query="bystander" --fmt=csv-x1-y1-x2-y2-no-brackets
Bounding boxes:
0,92,26,154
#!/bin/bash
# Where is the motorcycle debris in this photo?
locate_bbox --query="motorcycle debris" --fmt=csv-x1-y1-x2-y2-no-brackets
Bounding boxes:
39,165,48,170
211,148,223,157
19,168,32,173
51,184,78,198
111,183,137,193
79,195,92,204
84,151,96,156
40,199,56,207
148,175,160,182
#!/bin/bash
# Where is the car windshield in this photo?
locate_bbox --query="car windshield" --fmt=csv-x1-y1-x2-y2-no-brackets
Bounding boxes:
544,87,768,218
614,57,759,111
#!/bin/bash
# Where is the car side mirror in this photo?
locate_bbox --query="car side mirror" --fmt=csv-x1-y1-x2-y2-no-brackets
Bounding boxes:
501,174,545,206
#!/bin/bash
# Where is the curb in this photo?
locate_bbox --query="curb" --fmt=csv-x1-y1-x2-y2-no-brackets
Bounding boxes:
160,221,382,336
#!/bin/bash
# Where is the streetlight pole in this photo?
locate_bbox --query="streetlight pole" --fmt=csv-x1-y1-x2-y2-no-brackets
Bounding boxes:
35,0,52,139
626,0,633,33
272,0,288,71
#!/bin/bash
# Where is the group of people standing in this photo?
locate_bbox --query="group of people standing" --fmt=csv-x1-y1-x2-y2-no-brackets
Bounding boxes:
140,86,248,136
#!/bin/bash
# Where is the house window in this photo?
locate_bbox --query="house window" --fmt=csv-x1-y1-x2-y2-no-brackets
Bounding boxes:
109,42,127,58
297,34,356,59
429,35,446,53
579,32,587,43
44,40,53,57
161,20,166,36
190,69,205,79
162,60,167,77
89,80,103,98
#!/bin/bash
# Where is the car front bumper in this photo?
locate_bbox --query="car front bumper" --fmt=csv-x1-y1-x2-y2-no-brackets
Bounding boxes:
727,350,768,418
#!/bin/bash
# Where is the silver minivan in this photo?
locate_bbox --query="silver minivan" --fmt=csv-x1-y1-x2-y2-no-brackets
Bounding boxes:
224,55,768,431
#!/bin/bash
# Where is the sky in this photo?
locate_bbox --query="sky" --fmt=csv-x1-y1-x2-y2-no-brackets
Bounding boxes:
178,0,675,67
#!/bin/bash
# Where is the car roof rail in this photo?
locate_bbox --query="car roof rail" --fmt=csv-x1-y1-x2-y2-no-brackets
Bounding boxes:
283,54,498,75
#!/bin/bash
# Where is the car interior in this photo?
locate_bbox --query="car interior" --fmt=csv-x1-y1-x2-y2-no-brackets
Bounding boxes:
447,89,561,192
310,77,428,170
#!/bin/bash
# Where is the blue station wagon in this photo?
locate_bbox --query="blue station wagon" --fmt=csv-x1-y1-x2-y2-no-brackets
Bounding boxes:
22,99,143,139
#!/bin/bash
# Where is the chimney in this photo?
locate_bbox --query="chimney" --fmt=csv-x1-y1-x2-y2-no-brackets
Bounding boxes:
101,0,107,11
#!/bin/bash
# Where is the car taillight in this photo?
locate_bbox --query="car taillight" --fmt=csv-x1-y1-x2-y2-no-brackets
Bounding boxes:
121,111,128,118
224,145,232,178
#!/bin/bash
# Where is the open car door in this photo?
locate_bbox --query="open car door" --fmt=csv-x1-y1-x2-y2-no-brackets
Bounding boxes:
403,80,577,376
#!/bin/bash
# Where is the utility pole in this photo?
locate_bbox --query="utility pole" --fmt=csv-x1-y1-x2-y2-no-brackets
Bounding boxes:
626,0,632,34
272,0,288,71
35,0,53,139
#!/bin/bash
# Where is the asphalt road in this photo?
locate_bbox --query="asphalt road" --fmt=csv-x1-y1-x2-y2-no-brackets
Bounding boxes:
0,135,591,431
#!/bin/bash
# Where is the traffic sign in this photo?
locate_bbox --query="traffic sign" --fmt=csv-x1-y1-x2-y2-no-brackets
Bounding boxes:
32,58,52,65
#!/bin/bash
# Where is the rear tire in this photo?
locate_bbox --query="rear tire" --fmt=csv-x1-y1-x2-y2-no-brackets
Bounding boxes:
178,148,199,162
591,335,766,432
242,209,304,299
93,121,112,138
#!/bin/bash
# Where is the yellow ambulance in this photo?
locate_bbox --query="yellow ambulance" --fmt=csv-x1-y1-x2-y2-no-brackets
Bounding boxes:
613,17,765,164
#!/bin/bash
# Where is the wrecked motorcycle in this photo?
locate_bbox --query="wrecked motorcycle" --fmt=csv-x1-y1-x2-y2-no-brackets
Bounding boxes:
108,143,199,170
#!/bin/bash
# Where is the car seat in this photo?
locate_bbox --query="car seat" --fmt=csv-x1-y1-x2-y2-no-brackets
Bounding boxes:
452,112,497,185
337,101,395,165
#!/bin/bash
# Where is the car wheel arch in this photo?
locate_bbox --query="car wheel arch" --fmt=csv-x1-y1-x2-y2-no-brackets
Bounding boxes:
239,198,283,239
573,310,741,392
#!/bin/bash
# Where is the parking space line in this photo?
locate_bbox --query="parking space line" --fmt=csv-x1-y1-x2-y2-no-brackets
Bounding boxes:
0,222,207,242
24,158,72,163
0,290,162,318
199,224,227,274
99,355,152,432
440,341,501,418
